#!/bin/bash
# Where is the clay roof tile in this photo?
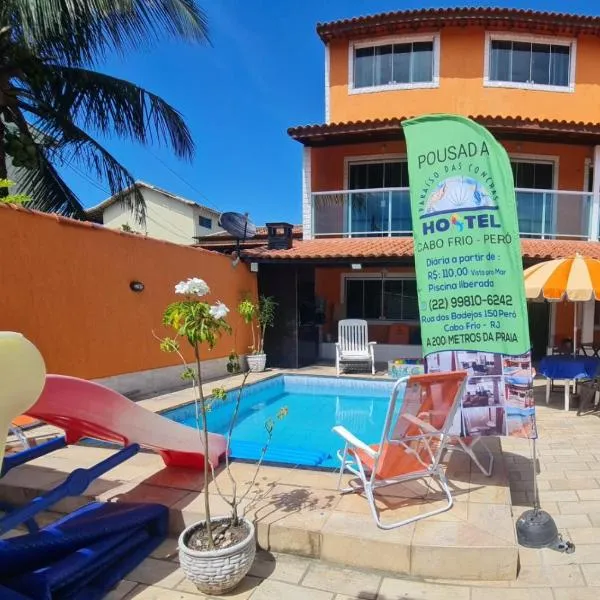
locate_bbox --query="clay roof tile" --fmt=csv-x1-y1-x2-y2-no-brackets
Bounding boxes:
243,237,600,262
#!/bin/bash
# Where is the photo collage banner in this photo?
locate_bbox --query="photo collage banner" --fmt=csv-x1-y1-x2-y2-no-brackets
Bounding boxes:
403,114,536,438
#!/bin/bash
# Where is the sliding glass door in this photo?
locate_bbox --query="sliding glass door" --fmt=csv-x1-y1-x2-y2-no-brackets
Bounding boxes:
347,160,411,236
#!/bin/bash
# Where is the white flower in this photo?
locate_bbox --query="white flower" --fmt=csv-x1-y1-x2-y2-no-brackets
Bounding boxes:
174,277,210,297
174,281,188,294
209,301,229,320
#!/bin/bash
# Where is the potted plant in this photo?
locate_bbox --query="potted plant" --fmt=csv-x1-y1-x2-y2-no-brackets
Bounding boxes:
238,295,277,372
158,278,286,595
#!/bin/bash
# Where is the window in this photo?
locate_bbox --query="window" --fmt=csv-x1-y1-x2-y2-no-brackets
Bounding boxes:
485,34,574,91
198,215,212,229
511,160,554,189
351,35,438,92
348,160,408,189
585,161,594,193
347,159,412,236
345,277,419,321
511,158,555,236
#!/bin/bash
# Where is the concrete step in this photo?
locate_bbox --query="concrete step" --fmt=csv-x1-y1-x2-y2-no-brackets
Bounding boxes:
0,441,517,581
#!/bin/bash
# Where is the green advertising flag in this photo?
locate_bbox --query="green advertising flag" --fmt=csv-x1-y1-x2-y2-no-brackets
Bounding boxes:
403,114,536,439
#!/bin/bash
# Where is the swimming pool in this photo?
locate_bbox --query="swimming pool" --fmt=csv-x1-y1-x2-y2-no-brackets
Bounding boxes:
162,375,399,469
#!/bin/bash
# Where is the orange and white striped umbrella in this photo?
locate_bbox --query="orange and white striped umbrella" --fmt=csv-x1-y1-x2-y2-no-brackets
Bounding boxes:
524,254,600,301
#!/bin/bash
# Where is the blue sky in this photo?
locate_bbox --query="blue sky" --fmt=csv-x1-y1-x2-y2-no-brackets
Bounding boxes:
63,1,600,226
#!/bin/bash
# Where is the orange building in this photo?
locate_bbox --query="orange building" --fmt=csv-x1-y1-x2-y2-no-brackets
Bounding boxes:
246,8,600,367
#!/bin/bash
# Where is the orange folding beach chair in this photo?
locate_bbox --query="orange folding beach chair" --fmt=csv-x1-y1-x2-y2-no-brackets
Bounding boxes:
448,433,494,477
333,371,468,529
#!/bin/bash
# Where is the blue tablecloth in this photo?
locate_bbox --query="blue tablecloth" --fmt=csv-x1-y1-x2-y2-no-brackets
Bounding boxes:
539,356,600,380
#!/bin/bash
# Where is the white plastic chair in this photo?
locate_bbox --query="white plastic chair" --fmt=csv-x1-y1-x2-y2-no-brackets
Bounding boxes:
336,319,376,376
333,371,468,529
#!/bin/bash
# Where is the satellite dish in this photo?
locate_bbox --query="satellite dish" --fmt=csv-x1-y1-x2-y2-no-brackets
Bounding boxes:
218,212,256,240
218,212,257,268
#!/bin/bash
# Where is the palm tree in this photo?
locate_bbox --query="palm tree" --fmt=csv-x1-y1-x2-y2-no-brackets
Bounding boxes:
0,1,209,222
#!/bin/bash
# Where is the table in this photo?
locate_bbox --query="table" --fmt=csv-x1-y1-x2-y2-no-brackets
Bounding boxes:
539,356,600,411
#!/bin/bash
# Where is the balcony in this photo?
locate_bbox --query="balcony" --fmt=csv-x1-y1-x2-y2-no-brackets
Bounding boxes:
310,187,596,240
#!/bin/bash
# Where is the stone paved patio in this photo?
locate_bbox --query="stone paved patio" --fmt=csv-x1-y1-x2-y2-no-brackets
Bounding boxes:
3,368,600,597
1,366,518,581
107,379,600,599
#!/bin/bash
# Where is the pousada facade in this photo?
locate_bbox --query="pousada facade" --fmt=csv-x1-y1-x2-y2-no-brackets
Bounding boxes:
246,7,600,367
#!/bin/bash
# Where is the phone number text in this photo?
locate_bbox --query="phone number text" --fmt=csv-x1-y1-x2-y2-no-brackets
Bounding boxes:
429,294,514,311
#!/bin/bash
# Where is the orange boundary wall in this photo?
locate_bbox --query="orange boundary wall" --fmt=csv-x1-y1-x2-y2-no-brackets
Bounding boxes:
0,204,257,380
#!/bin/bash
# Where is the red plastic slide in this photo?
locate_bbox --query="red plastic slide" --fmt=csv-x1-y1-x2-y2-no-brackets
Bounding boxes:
26,375,226,469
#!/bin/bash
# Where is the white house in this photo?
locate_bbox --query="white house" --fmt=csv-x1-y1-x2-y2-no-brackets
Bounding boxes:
86,181,222,245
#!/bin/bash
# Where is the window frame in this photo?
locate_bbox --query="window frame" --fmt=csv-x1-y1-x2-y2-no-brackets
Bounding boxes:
509,153,559,238
341,272,419,323
343,154,408,189
509,153,559,191
348,33,440,94
198,215,213,229
584,158,594,194
584,157,595,240
343,155,411,237
483,32,576,93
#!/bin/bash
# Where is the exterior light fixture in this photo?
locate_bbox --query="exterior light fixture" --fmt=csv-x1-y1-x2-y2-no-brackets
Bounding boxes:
250,262,259,272
129,281,145,292
351,263,362,270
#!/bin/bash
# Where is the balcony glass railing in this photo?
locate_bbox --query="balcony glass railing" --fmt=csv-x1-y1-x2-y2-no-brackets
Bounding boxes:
310,188,594,240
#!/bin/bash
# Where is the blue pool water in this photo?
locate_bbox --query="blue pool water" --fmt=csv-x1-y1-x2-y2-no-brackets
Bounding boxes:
162,375,399,468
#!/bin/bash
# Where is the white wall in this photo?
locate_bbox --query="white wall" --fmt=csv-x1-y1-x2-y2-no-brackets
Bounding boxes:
320,342,422,362
193,206,222,238
5,158,27,195
103,188,199,244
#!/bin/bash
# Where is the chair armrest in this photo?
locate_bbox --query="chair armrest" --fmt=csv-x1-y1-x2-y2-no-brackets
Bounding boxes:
368,342,377,346
335,342,341,348
400,413,439,434
332,425,377,458
389,432,443,444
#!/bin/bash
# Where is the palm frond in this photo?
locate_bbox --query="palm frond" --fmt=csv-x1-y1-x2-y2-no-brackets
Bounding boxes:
6,102,87,217
24,65,194,159
5,0,209,66
13,159,87,218
1,2,204,220
17,97,146,224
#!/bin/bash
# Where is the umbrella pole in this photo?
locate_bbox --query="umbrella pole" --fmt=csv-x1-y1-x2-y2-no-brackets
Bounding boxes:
573,303,577,358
